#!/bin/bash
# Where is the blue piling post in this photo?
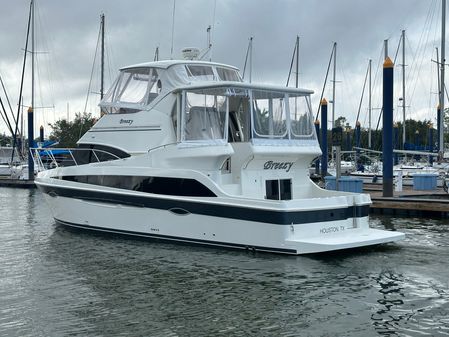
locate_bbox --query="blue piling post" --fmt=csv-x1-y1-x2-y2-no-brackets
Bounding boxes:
383,57,394,197
355,121,361,151
355,121,361,169
437,104,441,153
315,119,320,175
345,127,351,151
27,107,34,181
394,123,399,165
429,124,434,165
414,130,420,160
39,125,44,143
320,98,328,177
415,130,420,148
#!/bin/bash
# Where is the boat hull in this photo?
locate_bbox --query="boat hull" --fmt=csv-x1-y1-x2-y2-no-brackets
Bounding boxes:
38,181,405,255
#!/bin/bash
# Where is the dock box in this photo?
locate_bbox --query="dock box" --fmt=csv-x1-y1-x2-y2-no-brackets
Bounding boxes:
324,176,363,193
413,173,438,190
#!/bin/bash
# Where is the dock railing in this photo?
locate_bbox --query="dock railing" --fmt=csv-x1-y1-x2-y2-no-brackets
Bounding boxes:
30,147,121,172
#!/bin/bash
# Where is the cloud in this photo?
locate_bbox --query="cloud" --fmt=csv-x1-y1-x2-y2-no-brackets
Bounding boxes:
0,0,440,137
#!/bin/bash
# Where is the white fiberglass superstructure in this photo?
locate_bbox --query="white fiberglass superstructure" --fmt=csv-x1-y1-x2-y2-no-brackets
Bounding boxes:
34,60,404,254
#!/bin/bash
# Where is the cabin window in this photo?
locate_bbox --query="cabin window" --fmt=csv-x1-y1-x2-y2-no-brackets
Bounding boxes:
216,67,241,82
186,65,215,81
61,175,217,197
181,91,228,144
265,179,292,200
252,91,288,138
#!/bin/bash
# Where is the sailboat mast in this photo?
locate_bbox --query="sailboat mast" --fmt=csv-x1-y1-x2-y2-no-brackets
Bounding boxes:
439,0,446,157
402,29,406,148
31,0,35,113
332,42,337,127
29,0,35,180
369,58,372,148
100,14,105,100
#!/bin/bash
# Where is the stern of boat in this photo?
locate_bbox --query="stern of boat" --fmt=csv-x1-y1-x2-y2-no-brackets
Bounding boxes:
281,193,404,254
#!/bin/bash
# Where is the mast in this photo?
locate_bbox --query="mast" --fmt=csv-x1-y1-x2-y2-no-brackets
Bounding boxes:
439,0,446,157
295,35,299,89
31,0,35,116
295,36,299,120
11,0,32,164
29,0,35,180
100,14,105,100
332,42,337,127
369,58,372,148
402,29,406,148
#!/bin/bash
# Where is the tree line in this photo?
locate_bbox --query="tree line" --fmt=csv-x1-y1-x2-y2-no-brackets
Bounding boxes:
328,116,445,152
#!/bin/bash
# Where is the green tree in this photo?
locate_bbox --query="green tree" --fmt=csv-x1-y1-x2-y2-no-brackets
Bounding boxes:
334,116,346,128
49,112,97,147
0,133,12,146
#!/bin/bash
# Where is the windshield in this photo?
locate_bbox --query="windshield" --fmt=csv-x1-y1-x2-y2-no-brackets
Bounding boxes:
101,67,160,113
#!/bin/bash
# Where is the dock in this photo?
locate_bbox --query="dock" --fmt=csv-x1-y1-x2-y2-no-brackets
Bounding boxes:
0,178,36,188
365,184,449,218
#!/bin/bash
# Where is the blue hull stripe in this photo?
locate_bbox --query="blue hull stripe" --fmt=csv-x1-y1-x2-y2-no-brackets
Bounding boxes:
39,184,369,225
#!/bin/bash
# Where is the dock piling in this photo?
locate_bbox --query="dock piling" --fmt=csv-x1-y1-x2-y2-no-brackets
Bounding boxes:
315,119,320,175
27,107,34,181
320,98,328,177
383,57,394,197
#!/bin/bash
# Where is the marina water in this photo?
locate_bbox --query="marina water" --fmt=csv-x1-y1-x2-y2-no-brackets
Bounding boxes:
1,188,448,336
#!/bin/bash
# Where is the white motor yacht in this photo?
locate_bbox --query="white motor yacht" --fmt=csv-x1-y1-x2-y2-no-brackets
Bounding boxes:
34,59,404,254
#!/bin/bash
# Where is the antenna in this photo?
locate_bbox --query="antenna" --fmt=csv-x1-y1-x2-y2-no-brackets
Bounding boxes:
207,25,211,50
286,36,299,87
154,46,159,61
209,0,217,61
170,0,176,59
199,26,212,60
242,37,253,82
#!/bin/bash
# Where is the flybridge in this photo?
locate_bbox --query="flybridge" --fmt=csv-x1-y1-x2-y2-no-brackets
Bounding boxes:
178,84,317,147
100,61,243,114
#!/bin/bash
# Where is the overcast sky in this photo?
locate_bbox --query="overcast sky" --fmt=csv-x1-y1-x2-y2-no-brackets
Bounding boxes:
0,0,444,136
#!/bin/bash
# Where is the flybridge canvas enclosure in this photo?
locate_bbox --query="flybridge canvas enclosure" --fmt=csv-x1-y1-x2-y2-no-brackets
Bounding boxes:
182,92,229,145
101,67,161,114
250,90,315,144
100,62,242,114
178,85,317,146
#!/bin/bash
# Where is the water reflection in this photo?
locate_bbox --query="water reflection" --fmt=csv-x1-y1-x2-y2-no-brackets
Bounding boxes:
371,272,405,336
1,190,449,336
370,269,449,337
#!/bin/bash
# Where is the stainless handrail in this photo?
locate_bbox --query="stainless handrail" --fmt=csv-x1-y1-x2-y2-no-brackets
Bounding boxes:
30,147,121,171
